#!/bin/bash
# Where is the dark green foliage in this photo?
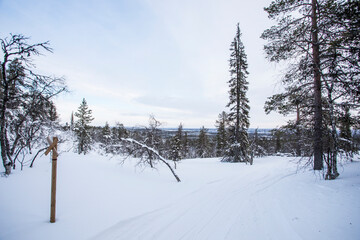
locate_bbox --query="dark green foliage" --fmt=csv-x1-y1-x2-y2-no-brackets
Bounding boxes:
223,23,251,163
169,123,184,167
169,135,182,167
215,111,228,157
183,132,189,158
261,0,324,170
102,122,112,143
100,122,113,153
264,86,312,118
261,0,360,177
338,105,356,155
249,128,267,158
74,98,94,154
112,122,128,140
224,126,251,163
196,126,210,158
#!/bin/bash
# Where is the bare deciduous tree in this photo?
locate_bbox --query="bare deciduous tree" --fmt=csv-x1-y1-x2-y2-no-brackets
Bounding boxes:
1,34,67,174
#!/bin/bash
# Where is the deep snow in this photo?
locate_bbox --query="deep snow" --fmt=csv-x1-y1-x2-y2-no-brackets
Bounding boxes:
0,151,359,240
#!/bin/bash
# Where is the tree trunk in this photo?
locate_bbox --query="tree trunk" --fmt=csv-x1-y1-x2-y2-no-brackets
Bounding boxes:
0,123,11,174
1,62,12,174
311,0,323,170
295,104,301,157
326,100,339,179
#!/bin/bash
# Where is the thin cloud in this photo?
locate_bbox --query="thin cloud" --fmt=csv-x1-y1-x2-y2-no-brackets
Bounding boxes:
1,0,288,128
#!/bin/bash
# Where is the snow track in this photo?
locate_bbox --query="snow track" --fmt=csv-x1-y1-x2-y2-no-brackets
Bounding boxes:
90,157,355,240
1,154,359,240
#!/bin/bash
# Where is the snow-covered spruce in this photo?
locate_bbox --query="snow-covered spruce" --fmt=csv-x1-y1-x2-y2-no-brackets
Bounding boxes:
223,23,251,164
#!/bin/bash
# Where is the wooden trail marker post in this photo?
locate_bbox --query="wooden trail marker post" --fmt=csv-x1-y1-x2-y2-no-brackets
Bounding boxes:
45,137,58,223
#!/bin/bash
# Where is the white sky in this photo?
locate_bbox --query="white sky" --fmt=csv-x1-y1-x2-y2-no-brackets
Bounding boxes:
0,0,292,128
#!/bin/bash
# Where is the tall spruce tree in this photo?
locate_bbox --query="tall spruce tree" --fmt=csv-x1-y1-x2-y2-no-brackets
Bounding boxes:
223,23,251,163
74,98,94,154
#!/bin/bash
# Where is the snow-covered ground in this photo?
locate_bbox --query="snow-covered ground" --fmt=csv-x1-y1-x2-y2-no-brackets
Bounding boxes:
1,151,359,240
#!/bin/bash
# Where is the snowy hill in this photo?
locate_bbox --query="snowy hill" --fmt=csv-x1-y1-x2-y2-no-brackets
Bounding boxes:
0,152,359,240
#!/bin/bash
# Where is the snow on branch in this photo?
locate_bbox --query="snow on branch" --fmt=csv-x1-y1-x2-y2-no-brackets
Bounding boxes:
121,138,181,182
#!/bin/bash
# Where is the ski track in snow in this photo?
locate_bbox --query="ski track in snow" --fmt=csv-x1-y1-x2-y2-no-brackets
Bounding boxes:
1,154,359,240
89,160,313,240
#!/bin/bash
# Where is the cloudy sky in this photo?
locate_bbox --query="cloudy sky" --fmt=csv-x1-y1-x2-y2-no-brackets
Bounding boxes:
0,0,291,128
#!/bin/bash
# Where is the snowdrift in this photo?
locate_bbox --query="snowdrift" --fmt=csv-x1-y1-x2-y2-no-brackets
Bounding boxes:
1,151,359,240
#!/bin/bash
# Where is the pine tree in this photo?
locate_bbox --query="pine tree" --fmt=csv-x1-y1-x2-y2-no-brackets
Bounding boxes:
261,0,324,169
169,135,182,168
74,98,94,154
196,126,210,158
183,132,189,158
215,111,228,157
100,122,112,153
169,123,184,167
112,122,128,141
261,0,360,175
223,23,251,163
102,122,111,142
264,85,313,157
250,128,267,158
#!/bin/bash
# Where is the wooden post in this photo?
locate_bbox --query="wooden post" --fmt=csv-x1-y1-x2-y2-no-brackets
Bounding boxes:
45,137,58,223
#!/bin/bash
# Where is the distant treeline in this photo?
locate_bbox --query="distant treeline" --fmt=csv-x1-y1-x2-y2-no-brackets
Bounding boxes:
63,123,360,160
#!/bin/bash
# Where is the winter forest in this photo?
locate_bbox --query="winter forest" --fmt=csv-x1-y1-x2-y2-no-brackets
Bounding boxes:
1,0,360,240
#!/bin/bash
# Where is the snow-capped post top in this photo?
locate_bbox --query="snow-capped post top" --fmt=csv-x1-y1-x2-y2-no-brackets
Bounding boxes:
45,137,58,159
45,136,58,223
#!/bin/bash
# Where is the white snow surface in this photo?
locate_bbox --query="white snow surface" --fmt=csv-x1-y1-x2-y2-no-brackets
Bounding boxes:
1,151,359,240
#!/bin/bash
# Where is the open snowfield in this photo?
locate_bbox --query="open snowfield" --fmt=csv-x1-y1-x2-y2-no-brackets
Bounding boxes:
1,151,359,240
